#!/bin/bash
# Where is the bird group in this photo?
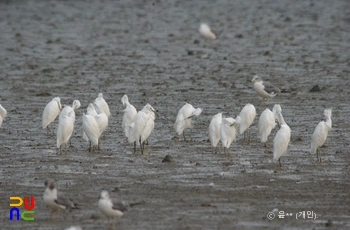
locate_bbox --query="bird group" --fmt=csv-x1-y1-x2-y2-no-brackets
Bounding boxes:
43,179,127,228
41,93,110,154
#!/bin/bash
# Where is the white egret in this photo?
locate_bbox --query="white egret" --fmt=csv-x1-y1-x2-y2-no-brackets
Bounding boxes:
42,97,62,134
83,103,98,142
128,104,156,154
98,190,128,228
199,23,216,40
311,108,332,162
57,111,75,154
94,93,111,117
220,116,241,155
59,100,81,121
174,103,203,141
43,179,78,220
258,104,282,147
95,112,108,150
251,75,280,104
121,95,137,139
208,113,222,154
273,113,291,169
82,113,100,151
238,103,256,143
0,104,7,127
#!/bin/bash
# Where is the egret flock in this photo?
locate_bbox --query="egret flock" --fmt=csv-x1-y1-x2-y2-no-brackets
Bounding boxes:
29,71,333,170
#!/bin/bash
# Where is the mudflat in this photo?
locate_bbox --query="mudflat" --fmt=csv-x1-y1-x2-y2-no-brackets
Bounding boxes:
0,0,349,229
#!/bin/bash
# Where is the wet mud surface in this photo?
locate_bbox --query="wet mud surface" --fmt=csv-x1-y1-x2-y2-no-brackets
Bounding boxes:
0,0,349,229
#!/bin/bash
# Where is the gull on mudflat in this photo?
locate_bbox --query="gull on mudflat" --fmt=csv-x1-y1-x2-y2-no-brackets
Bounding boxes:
43,179,78,220
174,103,203,141
251,75,281,104
0,104,7,127
311,108,332,162
98,190,128,228
199,23,216,40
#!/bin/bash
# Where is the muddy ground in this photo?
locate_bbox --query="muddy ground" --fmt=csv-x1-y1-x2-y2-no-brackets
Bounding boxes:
0,0,349,229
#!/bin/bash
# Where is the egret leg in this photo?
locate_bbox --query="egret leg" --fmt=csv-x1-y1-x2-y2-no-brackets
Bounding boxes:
218,144,221,154
183,131,186,141
88,141,91,152
247,128,250,144
98,138,100,151
133,141,136,153
279,158,283,169
212,147,214,154
59,146,62,155
224,147,226,156
139,137,143,154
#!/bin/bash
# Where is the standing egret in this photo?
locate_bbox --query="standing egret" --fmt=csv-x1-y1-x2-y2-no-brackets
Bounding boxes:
0,104,7,127
98,190,128,228
82,113,100,151
174,103,203,141
59,100,81,121
42,97,62,134
95,112,108,150
311,108,332,162
83,103,98,142
57,111,75,154
199,23,216,40
258,104,282,147
43,179,78,220
208,113,222,154
128,104,156,154
251,75,280,104
94,93,111,117
220,116,241,156
238,104,256,143
121,95,137,139
273,113,291,169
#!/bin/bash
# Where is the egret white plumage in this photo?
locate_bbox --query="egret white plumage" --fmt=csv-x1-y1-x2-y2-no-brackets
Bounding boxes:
311,108,332,162
251,75,280,104
95,112,108,150
174,103,203,141
82,113,100,151
258,104,282,147
94,93,111,117
238,104,256,143
199,23,216,40
0,104,7,127
98,190,128,227
42,97,62,134
121,95,137,139
59,100,81,121
220,116,241,155
128,104,156,154
43,179,78,220
273,112,291,169
83,103,97,142
57,111,75,154
209,113,222,154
